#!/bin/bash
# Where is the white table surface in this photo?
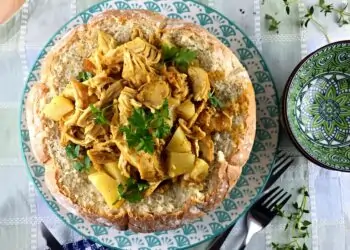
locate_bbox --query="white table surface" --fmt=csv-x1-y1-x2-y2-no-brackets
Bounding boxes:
0,0,349,249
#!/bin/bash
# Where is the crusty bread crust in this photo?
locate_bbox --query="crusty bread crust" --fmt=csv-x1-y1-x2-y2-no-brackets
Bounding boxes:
26,9,256,232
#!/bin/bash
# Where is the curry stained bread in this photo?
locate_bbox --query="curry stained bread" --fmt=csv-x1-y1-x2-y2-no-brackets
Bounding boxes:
26,9,256,232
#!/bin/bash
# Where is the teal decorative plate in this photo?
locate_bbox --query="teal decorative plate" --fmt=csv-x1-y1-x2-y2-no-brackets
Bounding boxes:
19,0,279,249
284,41,350,171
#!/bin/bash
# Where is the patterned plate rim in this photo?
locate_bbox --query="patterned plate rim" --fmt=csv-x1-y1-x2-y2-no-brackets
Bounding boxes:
283,40,350,172
19,0,280,249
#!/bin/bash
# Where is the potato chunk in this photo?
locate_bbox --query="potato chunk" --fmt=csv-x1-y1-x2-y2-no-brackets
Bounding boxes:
167,152,195,177
104,162,127,184
166,127,192,153
176,100,195,120
43,96,74,121
190,158,209,182
88,172,123,209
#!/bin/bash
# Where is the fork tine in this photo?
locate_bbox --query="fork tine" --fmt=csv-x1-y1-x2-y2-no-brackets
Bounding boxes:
266,191,288,210
256,186,279,204
278,194,292,208
269,193,292,211
263,188,284,207
273,153,293,171
265,156,294,189
276,150,286,159
272,157,294,177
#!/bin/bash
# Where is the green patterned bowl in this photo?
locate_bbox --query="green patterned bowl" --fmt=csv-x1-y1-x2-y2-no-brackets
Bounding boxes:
283,41,350,171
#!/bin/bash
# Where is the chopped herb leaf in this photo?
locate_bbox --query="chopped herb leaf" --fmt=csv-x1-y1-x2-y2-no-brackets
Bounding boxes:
265,14,281,33
208,92,223,108
162,44,196,71
72,155,91,172
151,99,171,138
73,161,85,172
119,108,155,154
77,71,93,82
90,104,109,125
162,45,179,61
120,99,170,154
117,178,149,203
84,155,91,169
65,143,80,160
65,143,90,172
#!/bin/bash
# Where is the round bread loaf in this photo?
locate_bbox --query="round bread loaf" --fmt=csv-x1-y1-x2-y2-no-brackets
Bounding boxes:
26,9,256,232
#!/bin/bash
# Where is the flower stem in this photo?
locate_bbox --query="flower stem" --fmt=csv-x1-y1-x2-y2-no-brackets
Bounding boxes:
333,8,350,17
311,18,331,43
288,0,299,4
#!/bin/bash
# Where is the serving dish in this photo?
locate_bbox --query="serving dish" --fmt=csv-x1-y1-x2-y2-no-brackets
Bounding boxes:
283,40,350,171
20,0,279,248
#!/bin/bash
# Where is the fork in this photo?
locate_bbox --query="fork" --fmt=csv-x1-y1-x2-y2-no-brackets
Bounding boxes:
207,150,294,250
264,150,294,190
238,186,291,250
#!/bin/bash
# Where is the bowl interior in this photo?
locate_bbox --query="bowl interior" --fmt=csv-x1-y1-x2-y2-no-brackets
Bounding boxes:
285,41,350,171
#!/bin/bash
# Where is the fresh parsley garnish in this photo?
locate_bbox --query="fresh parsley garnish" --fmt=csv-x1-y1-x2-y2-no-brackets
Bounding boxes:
120,100,170,154
65,143,91,172
65,143,80,160
116,178,150,203
150,99,171,138
72,161,84,172
162,44,196,71
90,104,109,125
120,108,155,154
272,186,310,250
77,71,93,82
265,14,281,33
208,92,223,108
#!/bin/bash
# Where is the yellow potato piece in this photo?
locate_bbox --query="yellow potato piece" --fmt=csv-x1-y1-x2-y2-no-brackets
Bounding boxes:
43,96,74,121
190,158,209,182
167,152,195,177
104,162,127,184
88,172,122,209
166,127,192,153
176,100,195,121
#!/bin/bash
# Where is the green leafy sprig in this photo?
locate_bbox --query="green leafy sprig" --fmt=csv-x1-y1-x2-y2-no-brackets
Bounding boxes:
265,14,281,33
272,187,311,250
282,0,299,15
77,71,93,82
120,100,170,154
316,0,350,26
116,178,150,203
89,104,110,125
301,5,331,43
208,91,223,108
267,0,350,43
65,143,91,172
162,44,197,71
